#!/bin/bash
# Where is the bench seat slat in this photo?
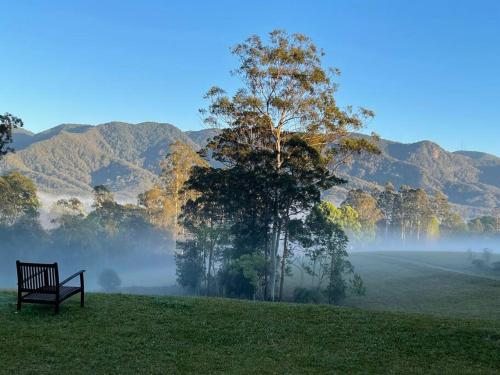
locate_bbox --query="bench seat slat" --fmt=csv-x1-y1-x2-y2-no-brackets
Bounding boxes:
23,286,81,303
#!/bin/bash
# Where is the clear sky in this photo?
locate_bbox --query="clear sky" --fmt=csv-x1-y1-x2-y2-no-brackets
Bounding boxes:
1,1,499,155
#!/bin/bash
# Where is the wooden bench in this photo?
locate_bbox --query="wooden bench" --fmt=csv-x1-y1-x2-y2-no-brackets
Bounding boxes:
16,261,85,314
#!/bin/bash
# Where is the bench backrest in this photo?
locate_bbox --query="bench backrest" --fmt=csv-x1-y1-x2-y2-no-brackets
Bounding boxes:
16,261,59,293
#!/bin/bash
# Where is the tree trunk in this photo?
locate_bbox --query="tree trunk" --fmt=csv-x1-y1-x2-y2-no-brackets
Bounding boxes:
203,244,208,293
207,221,214,296
207,247,213,296
264,231,269,299
270,220,281,302
268,220,277,300
278,219,289,302
385,216,390,238
312,258,317,289
269,125,283,302
173,176,179,240
329,254,335,304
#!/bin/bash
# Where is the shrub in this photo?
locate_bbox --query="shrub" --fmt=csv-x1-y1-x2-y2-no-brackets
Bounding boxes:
491,261,500,272
293,287,323,304
99,269,122,292
472,259,487,269
351,273,366,296
482,248,492,265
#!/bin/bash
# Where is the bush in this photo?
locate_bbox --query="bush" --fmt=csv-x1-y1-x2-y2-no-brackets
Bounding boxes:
293,287,323,304
351,273,366,296
491,261,500,272
472,259,487,269
482,248,492,265
99,269,122,292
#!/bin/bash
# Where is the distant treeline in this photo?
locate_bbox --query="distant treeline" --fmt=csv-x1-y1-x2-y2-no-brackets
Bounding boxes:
337,184,500,243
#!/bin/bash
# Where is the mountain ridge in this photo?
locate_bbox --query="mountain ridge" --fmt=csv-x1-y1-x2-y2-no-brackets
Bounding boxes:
2,122,499,216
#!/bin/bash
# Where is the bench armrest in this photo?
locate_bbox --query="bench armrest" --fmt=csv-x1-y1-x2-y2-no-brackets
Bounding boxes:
59,270,85,286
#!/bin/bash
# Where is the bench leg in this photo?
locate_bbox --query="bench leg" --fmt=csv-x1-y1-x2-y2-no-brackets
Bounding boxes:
17,292,21,311
80,273,85,308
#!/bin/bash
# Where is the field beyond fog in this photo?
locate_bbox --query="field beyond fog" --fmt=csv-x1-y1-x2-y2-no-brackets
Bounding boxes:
342,251,500,320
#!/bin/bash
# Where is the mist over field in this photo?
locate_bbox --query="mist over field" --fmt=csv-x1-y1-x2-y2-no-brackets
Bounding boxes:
0,189,178,293
0,235,177,293
1,184,498,304
2,191,498,296
1,190,498,295
36,192,137,228
350,237,500,253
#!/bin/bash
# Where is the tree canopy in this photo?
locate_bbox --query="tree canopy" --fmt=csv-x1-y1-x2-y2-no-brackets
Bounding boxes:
0,113,23,159
176,30,379,302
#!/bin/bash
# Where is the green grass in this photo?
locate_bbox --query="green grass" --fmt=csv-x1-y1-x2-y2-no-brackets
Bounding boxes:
343,251,500,320
371,251,500,279
2,292,500,374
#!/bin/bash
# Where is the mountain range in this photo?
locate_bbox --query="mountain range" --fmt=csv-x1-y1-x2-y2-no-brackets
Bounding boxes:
1,121,499,218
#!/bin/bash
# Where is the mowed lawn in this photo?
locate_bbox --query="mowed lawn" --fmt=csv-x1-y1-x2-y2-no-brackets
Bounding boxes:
1,292,500,374
343,251,500,320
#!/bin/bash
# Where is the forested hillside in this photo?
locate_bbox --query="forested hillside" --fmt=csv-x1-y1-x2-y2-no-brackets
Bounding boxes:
1,122,499,216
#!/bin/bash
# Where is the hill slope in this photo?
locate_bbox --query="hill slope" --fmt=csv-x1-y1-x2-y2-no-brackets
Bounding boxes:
1,292,500,374
1,122,198,199
1,122,499,213
333,137,500,214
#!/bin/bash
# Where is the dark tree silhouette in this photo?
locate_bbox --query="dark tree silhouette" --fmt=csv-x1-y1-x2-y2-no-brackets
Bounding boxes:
0,113,24,159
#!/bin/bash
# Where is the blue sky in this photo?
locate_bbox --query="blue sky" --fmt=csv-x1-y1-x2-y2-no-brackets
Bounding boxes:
1,1,499,155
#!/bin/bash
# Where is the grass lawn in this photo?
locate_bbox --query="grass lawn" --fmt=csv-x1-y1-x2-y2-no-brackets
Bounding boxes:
1,292,500,374
340,251,500,320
